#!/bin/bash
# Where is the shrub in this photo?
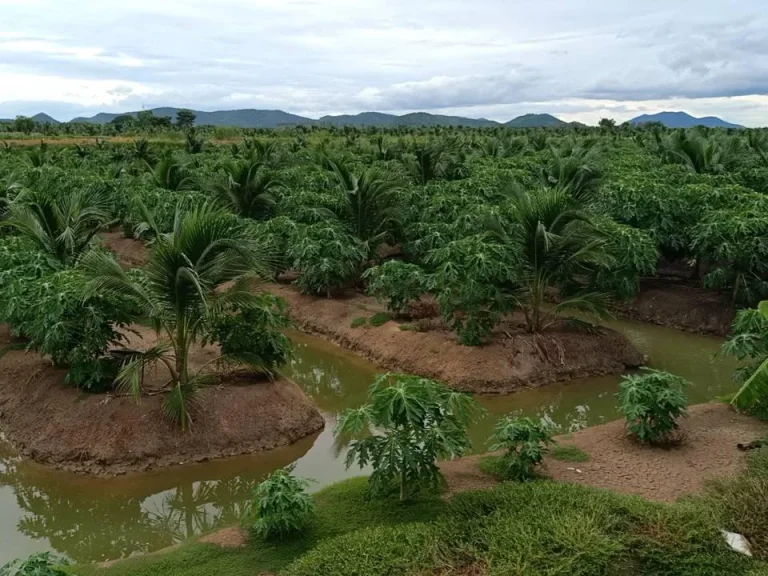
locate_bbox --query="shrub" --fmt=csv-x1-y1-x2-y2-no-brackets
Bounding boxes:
0,552,69,576
204,293,292,378
288,223,366,297
281,523,436,576
337,373,483,500
488,416,556,480
721,302,768,417
363,260,428,316
251,467,315,540
0,265,134,390
617,368,689,443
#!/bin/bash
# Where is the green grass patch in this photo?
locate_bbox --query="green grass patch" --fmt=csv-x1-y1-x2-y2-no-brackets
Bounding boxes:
350,316,367,328
478,455,509,480
551,444,590,462
66,478,445,576
398,323,420,332
368,312,392,327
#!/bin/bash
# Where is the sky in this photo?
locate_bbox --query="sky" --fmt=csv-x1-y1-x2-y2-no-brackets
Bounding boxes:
0,0,767,126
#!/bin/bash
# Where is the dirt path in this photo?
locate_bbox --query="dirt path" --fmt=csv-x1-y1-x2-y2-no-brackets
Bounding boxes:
0,326,324,475
268,284,643,394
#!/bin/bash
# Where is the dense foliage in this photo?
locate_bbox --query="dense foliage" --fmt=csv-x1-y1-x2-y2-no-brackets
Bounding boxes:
0,552,68,576
4,121,768,418
721,301,768,416
617,369,690,443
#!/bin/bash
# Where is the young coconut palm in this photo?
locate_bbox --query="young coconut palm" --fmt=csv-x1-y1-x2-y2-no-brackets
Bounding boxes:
2,184,112,266
324,156,402,256
80,203,275,430
488,186,612,333
209,158,281,220
147,154,197,191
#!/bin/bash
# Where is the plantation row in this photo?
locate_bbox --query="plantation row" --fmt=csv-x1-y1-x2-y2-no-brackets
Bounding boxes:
2,124,768,422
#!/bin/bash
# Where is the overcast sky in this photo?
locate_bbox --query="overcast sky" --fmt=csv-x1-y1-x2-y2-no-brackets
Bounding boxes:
1,0,766,125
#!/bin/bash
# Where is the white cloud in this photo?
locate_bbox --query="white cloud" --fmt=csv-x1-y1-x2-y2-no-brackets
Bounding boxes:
0,0,766,125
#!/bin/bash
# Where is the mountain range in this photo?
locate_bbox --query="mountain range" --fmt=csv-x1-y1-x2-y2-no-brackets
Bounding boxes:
628,111,743,129
2,108,744,129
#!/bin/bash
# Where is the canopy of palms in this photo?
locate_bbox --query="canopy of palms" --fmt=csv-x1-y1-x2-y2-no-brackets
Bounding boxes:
489,186,612,333
2,184,112,266
81,203,275,430
209,158,280,220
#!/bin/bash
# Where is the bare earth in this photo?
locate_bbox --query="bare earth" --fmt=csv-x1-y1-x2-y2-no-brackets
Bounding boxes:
615,279,735,336
100,230,150,268
268,284,643,394
442,402,766,503
0,326,324,475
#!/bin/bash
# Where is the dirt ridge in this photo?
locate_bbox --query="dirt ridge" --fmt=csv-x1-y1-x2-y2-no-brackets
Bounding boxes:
268,284,644,394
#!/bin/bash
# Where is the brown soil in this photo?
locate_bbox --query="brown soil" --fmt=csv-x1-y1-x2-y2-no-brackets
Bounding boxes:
544,402,765,502
615,279,735,336
440,403,765,503
199,526,248,548
99,230,150,268
0,326,324,475
267,285,643,394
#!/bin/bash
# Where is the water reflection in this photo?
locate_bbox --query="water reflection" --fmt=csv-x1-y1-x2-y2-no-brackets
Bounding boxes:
0,433,316,564
0,319,742,565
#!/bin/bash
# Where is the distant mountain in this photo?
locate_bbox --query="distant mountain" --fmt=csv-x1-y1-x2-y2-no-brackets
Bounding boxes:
31,112,59,124
71,107,313,128
318,111,498,128
31,107,572,129
629,111,742,129
505,113,566,128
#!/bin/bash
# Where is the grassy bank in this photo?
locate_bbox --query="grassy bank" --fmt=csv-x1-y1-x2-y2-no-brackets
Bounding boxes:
65,448,768,576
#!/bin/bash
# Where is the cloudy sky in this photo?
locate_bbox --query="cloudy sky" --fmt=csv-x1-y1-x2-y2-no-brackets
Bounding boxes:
1,0,766,125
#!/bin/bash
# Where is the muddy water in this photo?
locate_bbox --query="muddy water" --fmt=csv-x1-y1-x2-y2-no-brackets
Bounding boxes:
0,320,739,565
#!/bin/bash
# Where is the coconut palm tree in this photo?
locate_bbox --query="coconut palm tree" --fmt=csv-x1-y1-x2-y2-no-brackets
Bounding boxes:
324,156,402,255
80,203,275,430
1,184,112,266
540,141,602,202
488,186,612,333
209,158,280,220
147,154,197,191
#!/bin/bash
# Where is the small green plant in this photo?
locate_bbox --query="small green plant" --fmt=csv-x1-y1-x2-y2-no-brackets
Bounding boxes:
363,261,428,316
351,316,368,328
0,552,69,576
551,445,590,462
617,368,689,443
368,312,392,327
488,416,556,480
251,466,315,540
337,373,483,501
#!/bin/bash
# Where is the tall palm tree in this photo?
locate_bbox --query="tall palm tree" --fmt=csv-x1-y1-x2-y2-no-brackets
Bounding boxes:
81,204,275,430
324,156,402,255
209,158,280,220
488,186,612,333
2,184,112,265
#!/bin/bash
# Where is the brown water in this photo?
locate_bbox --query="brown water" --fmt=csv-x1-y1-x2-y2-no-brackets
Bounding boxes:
0,320,738,565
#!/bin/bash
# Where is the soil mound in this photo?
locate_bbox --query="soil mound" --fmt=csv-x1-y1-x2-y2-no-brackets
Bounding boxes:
0,326,324,475
268,285,643,394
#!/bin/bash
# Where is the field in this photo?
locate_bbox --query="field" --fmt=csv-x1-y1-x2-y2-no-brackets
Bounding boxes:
3,117,768,574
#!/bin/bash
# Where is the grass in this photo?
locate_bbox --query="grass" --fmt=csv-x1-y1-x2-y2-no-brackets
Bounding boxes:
398,323,420,332
350,316,367,328
64,448,768,576
368,313,393,327
551,444,590,462
66,477,445,576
